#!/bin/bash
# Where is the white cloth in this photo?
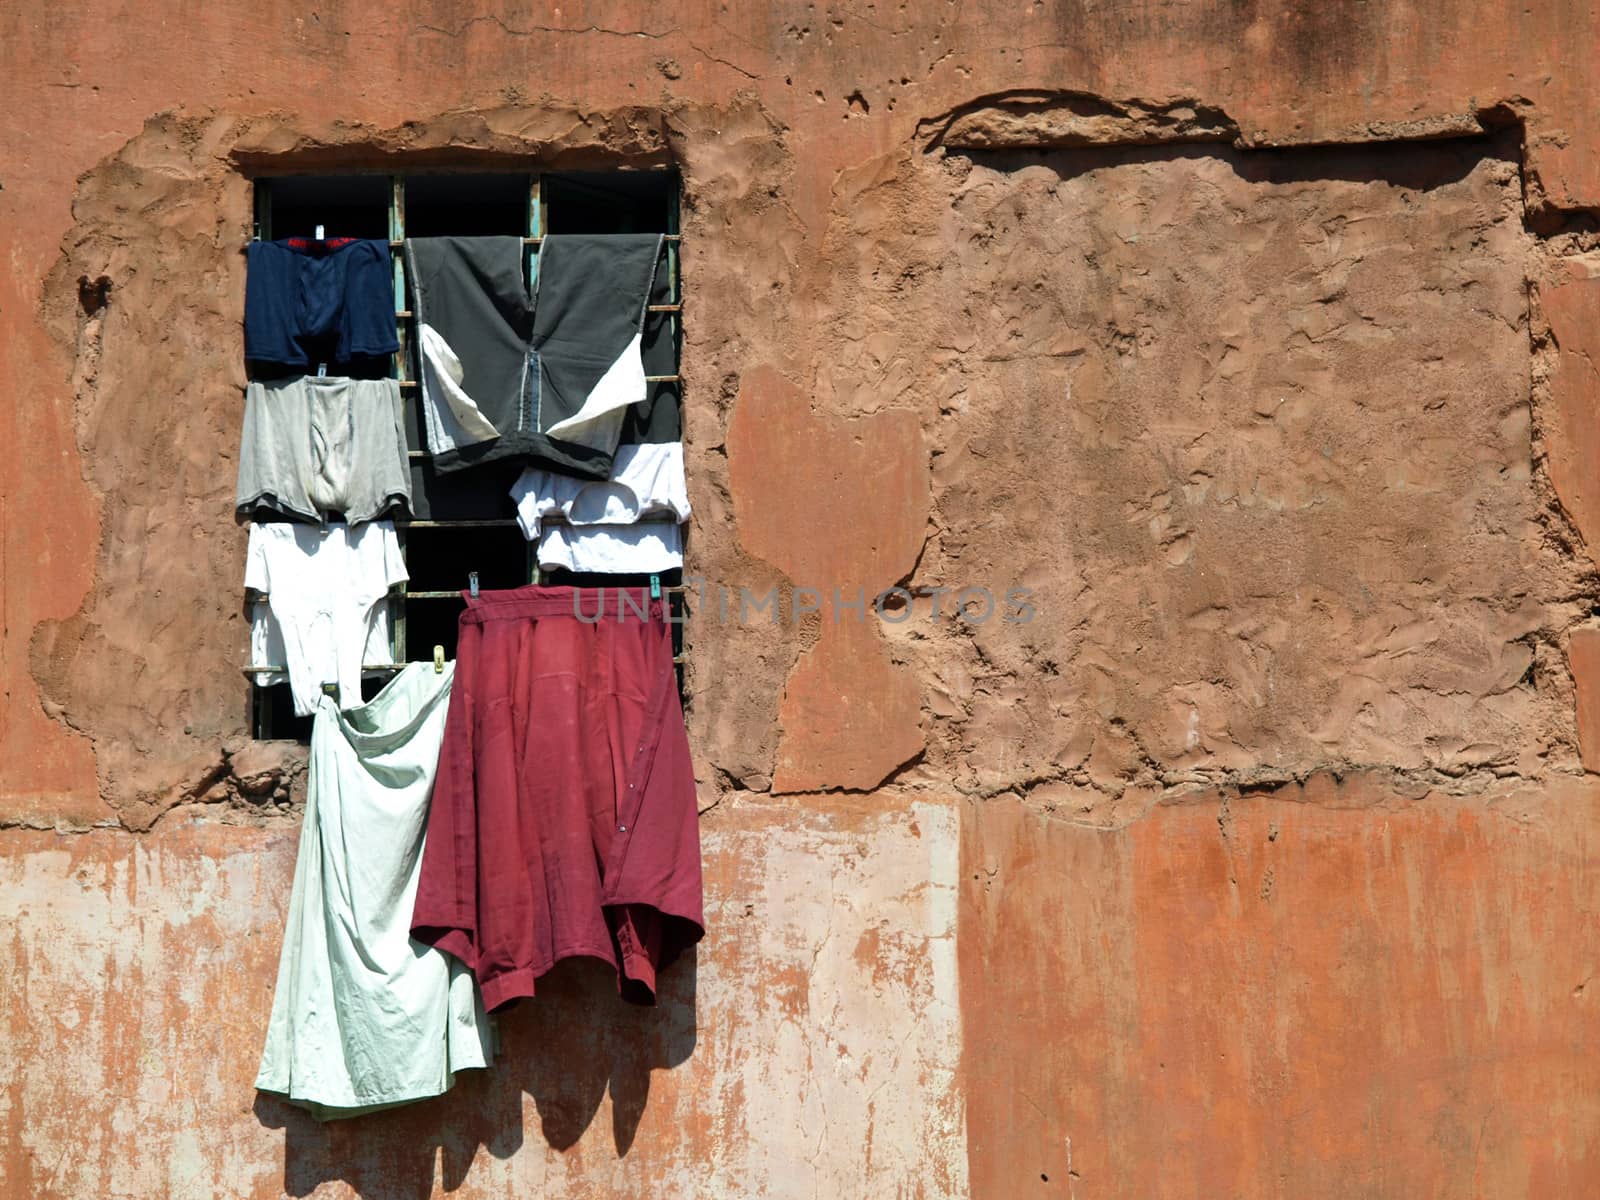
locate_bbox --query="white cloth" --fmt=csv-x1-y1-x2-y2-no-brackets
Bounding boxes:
511,441,689,573
536,520,684,573
255,662,495,1120
416,321,504,448
250,604,392,692
510,442,688,538
542,329,647,451
245,521,407,716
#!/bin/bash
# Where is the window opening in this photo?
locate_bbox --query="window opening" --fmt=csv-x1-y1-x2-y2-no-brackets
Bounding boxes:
246,168,685,739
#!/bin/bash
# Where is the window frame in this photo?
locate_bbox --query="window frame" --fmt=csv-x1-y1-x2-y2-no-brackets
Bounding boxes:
244,169,684,740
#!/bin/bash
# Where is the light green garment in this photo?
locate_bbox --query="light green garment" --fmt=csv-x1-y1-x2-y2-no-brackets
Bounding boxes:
255,662,495,1120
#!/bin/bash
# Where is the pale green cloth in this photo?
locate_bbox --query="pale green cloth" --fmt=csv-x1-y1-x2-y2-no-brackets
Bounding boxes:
255,662,494,1120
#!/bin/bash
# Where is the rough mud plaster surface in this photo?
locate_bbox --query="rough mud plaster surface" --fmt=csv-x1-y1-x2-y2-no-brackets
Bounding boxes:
829,138,1590,812
7,1,1600,819
959,775,1600,1198
5,3,1600,210
25,102,806,826
8,9,1600,818
0,800,965,1199
923,92,1242,151
28,112,268,829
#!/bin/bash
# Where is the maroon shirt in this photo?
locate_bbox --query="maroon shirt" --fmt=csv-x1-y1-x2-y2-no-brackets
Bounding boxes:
411,586,703,1010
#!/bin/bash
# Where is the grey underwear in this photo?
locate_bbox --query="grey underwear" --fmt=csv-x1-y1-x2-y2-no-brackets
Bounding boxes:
236,375,412,525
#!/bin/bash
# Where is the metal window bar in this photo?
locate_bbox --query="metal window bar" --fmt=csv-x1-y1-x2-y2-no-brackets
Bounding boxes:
394,306,680,317
245,657,689,672
390,174,409,664
249,181,272,737
527,174,546,587
404,587,691,599
665,173,685,673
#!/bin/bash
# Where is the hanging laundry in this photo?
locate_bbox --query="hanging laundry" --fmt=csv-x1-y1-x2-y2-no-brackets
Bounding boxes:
405,235,526,458
509,409,686,530
249,595,393,694
509,348,687,572
256,662,496,1120
510,441,688,572
411,585,703,1012
245,238,399,370
236,375,412,525
245,521,407,716
404,234,664,479
533,520,684,574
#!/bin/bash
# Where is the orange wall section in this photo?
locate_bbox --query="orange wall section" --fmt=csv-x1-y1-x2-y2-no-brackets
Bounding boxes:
5,4,1600,1197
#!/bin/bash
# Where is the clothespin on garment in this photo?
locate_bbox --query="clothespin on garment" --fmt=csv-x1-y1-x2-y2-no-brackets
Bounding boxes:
468,571,480,598
320,681,340,704
314,224,325,241
650,574,661,600
433,645,445,674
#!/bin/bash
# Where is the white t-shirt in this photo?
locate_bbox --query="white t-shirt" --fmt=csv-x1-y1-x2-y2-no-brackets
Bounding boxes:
251,606,393,695
245,521,407,716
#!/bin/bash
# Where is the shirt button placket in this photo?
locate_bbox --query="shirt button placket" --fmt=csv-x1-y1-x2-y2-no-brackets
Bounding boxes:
621,778,636,832
620,741,645,833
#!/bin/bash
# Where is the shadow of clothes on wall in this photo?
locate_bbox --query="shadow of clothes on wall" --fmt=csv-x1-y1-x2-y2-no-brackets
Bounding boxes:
254,949,698,1199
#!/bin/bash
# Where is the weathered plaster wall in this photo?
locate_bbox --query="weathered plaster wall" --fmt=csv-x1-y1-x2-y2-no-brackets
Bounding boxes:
5,3,1600,1197
1,800,965,1199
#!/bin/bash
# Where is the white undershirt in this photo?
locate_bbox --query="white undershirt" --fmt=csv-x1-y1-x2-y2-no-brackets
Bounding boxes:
246,522,407,715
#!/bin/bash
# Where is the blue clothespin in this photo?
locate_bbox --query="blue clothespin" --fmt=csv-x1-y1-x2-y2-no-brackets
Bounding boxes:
469,571,479,598
650,574,661,600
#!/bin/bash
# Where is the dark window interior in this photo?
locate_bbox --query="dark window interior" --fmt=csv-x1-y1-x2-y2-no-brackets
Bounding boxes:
263,174,392,240
404,173,528,237
544,172,676,233
248,169,681,739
